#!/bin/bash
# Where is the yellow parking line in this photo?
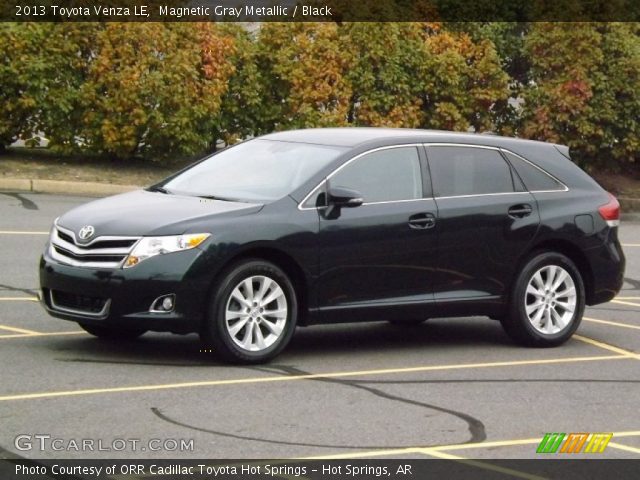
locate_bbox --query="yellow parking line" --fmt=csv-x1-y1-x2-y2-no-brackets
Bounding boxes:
417,450,546,480
0,324,39,335
574,335,639,359
301,431,640,460
584,317,640,330
0,331,84,339
0,231,48,235
0,297,38,302
608,442,640,455
616,297,640,300
621,244,640,247
0,354,627,402
612,299,640,308
432,430,640,452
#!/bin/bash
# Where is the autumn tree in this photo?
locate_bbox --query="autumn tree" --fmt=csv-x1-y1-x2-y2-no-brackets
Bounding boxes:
418,25,510,132
80,23,235,159
340,22,426,127
255,22,352,131
521,22,640,170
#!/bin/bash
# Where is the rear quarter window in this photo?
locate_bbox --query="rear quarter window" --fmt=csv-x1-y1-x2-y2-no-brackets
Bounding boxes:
503,151,566,192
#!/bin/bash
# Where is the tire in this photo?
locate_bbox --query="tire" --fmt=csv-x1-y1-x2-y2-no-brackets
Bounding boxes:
501,251,585,347
200,259,298,364
79,324,146,340
388,318,428,326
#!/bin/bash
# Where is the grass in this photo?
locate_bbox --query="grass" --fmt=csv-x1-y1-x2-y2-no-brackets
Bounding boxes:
0,148,194,186
591,171,640,199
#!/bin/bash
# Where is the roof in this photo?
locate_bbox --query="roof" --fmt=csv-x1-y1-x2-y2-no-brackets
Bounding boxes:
260,127,552,150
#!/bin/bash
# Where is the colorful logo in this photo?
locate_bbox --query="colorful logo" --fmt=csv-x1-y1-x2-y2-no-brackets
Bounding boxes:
537,433,613,454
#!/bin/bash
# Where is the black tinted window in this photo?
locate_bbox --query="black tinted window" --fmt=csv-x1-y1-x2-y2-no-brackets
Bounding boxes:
331,147,422,202
503,151,565,192
428,146,514,197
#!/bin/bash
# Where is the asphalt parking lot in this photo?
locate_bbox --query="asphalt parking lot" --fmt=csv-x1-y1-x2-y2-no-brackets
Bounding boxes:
0,191,638,462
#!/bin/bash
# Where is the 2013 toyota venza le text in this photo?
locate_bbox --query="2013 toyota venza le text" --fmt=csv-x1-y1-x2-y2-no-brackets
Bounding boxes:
39,128,625,363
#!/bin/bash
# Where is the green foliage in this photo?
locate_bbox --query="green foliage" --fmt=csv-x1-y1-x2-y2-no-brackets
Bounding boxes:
521,22,640,170
80,23,235,159
0,21,639,172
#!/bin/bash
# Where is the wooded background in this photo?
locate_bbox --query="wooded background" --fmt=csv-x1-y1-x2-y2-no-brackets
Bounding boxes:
1,22,638,172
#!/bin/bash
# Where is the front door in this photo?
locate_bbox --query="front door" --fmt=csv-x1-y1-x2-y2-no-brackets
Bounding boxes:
316,145,439,322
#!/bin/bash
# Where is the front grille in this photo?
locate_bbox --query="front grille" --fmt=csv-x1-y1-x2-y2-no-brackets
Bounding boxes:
50,290,108,315
50,225,140,269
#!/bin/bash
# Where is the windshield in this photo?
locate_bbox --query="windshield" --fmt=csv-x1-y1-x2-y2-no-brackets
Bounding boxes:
162,139,346,202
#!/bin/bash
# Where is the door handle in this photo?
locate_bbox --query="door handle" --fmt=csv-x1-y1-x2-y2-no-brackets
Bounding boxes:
508,204,533,218
408,213,436,229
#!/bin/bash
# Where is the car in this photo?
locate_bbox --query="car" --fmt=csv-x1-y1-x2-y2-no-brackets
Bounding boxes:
39,128,625,363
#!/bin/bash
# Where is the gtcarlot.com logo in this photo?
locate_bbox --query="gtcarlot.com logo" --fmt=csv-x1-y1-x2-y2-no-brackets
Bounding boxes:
15,434,194,452
536,432,613,454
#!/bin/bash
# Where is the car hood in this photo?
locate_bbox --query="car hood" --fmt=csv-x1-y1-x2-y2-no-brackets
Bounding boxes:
57,190,264,237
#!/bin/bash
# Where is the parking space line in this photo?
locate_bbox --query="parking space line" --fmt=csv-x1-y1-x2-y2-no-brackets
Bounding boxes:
0,331,84,339
621,244,640,247
574,335,639,359
429,430,640,453
0,297,38,301
0,324,39,335
416,450,546,480
0,353,628,402
584,317,640,330
611,299,640,308
616,297,640,300
0,231,48,235
608,442,640,455
301,431,640,460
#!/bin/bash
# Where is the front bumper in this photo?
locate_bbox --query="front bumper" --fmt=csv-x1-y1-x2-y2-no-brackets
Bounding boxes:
39,247,213,333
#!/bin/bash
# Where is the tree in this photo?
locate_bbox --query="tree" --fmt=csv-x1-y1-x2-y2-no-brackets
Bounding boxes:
80,23,235,159
255,22,352,130
340,22,425,127
0,23,98,152
418,25,510,132
520,22,640,170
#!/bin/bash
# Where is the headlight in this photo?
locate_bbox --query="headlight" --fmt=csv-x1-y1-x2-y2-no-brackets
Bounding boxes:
123,233,210,268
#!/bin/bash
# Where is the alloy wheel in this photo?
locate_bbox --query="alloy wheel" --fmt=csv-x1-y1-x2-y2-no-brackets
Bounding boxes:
524,265,577,335
224,275,288,352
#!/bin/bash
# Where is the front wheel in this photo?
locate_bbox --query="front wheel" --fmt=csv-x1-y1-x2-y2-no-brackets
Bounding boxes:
501,252,585,347
201,260,298,364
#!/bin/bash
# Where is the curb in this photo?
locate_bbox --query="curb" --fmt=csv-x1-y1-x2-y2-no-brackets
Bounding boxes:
0,178,140,197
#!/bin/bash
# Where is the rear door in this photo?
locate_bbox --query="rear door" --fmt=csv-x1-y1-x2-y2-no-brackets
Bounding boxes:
425,144,540,305
316,145,438,321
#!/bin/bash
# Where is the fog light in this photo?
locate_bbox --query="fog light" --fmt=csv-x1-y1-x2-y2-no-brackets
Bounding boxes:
162,297,173,310
150,294,175,313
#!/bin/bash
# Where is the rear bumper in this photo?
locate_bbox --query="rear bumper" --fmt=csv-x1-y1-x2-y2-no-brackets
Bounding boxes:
39,247,213,333
585,232,625,306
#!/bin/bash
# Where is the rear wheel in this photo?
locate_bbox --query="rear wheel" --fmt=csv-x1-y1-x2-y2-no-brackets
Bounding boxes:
79,324,146,340
501,252,585,347
201,259,297,364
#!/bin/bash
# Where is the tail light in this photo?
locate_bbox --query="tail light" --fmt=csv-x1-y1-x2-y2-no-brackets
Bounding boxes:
598,192,620,227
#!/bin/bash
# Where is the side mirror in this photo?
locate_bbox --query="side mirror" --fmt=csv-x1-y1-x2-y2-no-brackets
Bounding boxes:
327,186,363,208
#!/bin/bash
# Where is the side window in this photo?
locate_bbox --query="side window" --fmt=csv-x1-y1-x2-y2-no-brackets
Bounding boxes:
331,147,423,203
427,146,515,197
503,151,565,192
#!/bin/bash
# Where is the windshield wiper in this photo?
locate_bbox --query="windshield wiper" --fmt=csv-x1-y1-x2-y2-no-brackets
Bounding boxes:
147,185,171,194
197,194,243,202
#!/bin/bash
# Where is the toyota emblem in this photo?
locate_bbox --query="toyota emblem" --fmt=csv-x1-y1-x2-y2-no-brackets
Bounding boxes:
78,225,95,240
